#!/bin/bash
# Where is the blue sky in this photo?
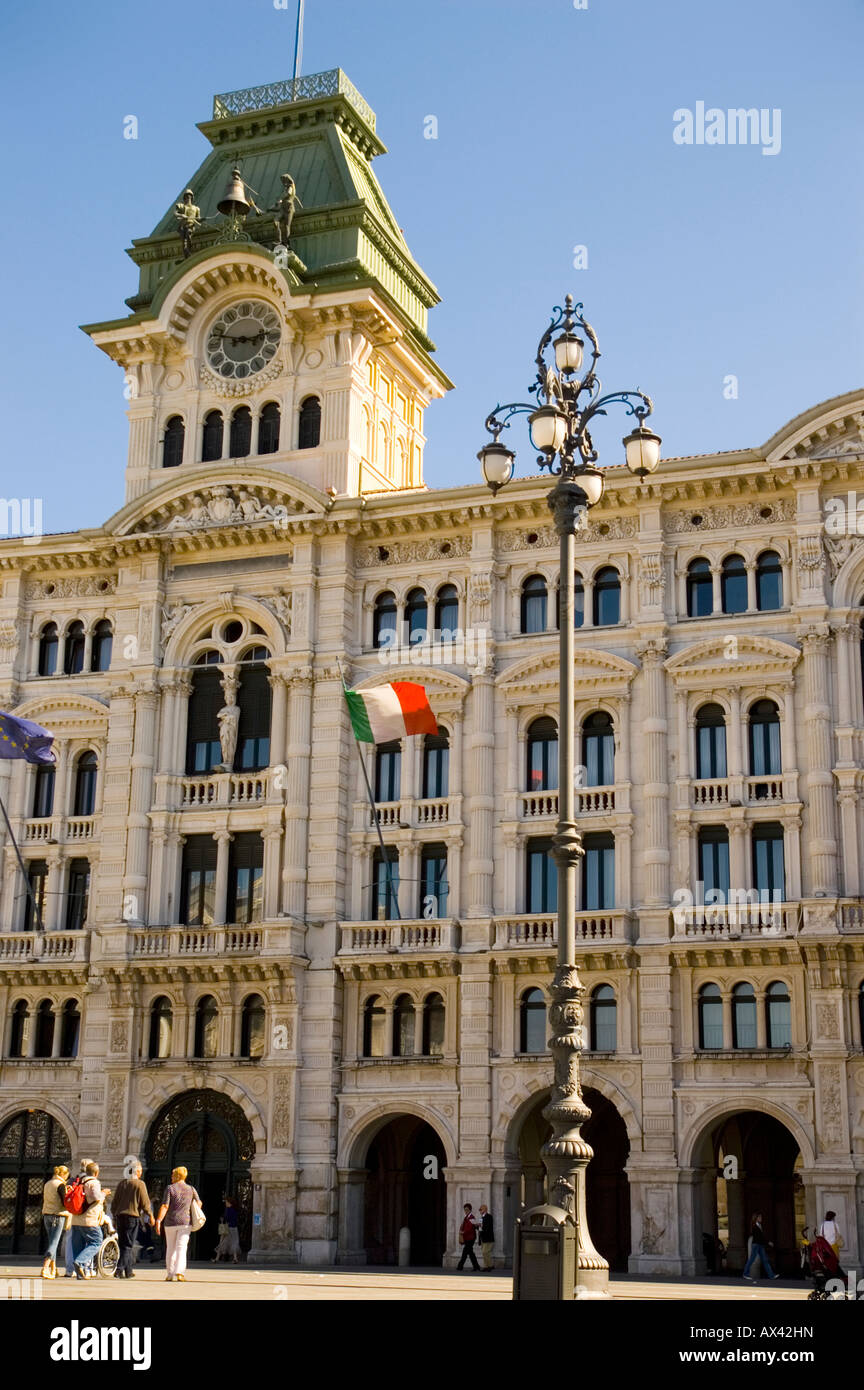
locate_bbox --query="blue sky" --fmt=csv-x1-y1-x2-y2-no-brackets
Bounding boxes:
1,0,862,531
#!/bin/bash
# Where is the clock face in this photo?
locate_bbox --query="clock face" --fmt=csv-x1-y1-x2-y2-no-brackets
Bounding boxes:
205,301,281,380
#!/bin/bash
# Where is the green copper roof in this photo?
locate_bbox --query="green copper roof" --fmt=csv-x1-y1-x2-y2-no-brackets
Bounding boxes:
116,69,441,355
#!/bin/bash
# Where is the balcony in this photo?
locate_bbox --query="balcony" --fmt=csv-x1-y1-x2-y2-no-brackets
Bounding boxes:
22,816,96,844
179,771,269,807
519,787,615,819
691,780,728,807
691,776,790,808
355,797,456,831
492,911,631,948
673,901,800,940
0,931,89,963
339,919,460,954
92,919,306,965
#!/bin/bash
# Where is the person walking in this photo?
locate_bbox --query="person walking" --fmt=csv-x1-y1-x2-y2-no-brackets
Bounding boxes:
456,1203,480,1272
818,1210,843,1258
69,1162,111,1279
110,1161,153,1279
155,1166,201,1283
212,1196,241,1264
478,1204,495,1271
41,1165,69,1279
742,1212,780,1282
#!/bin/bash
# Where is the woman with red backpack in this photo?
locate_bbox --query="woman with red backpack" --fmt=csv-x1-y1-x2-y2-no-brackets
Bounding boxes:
66,1161,111,1279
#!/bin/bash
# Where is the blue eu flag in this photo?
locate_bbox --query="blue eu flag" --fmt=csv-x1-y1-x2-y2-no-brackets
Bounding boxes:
0,711,55,765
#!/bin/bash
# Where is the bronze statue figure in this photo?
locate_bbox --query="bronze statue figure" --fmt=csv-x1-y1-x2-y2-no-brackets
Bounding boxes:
174,189,201,258
272,173,302,246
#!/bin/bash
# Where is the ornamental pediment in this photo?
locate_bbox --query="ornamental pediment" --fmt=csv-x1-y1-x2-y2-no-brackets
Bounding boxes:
497,648,638,698
665,633,800,685
12,693,110,730
763,393,864,464
109,470,329,538
353,665,470,708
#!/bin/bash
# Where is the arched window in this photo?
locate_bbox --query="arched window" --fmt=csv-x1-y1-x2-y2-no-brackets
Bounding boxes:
236,662,271,771
298,396,321,449
90,620,113,672
362,995,386,1057
186,666,224,774
526,837,556,912
63,621,85,676
434,584,459,639
229,405,252,458
721,554,747,614
686,558,713,617
422,729,449,798
698,983,723,1050
240,994,266,1059
65,859,90,930
520,987,546,1053
766,980,791,1048
521,575,547,634
695,704,727,779
257,402,280,455
593,567,620,626
32,764,55,819
555,572,585,629
422,993,445,1056
34,999,54,1058
202,410,224,462
375,740,401,802
756,550,782,610
732,982,757,1048
527,717,558,792
590,984,617,1052
38,622,58,676
373,591,397,649
405,588,428,645
749,699,781,777
752,822,785,899
194,995,219,1059
419,843,448,918
582,711,614,786
9,1000,28,1058
60,999,80,1058
73,752,97,817
162,415,184,468
393,994,415,1057
148,997,172,1060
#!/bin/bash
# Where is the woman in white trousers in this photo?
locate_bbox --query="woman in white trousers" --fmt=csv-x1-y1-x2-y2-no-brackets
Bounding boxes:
155,1166,201,1282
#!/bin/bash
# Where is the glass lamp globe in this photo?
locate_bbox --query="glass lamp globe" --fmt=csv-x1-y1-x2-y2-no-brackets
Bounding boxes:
528,406,568,455
553,332,584,374
576,468,604,507
623,424,662,478
478,441,515,493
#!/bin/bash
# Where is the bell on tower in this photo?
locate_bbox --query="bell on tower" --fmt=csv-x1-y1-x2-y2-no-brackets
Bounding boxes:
216,167,260,242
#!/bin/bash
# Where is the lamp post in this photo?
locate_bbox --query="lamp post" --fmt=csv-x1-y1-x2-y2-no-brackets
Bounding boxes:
479,295,660,1298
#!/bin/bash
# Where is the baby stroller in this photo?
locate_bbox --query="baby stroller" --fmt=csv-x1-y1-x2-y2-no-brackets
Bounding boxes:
806,1235,848,1300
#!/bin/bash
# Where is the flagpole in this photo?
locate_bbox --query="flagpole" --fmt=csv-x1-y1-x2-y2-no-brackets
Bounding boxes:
338,661,401,922
0,789,45,932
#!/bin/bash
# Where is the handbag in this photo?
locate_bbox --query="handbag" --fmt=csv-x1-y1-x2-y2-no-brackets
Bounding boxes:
190,1193,206,1233
458,1232,465,1245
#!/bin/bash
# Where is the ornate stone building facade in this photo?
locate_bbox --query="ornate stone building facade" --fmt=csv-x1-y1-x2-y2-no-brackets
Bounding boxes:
1,71,863,1276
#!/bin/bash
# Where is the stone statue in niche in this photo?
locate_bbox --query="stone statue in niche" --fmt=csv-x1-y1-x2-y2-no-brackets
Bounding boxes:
215,675,241,771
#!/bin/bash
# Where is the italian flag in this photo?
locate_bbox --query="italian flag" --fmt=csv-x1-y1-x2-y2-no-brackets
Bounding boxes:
344,681,438,743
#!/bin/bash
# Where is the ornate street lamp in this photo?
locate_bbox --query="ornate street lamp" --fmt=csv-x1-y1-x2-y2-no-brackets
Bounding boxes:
479,295,660,1298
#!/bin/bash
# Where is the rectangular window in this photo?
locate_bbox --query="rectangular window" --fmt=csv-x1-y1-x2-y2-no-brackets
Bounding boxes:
752,826,785,899
699,829,730,901
65,859,90,930
186,669,224,775
236,664,272,772
181,835,218,926
526,839,556,913
32,766,55,819
582,833,615,910
419,847,448,918
371,848,400,920
375,745,401,802
228,832,264,924
23,860,47,931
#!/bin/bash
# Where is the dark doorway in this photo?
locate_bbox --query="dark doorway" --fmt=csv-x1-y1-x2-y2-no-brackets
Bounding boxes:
0,1110,72,1255
700,1111,802,1276
144,1088,254,1260
517,1087,631,1271
363,1116,446,1266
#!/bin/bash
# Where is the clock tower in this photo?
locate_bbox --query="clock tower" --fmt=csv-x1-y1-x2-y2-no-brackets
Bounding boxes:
81,70,452,503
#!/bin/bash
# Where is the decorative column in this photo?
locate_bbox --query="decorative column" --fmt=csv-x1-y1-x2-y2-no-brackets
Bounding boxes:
711,565,722,615
268,672,289,770
727,686,743,783
745,561,757,613
636,638,670,907
262,827,283,919
213,831,233,926
282,669,312,922
123,687,159,924
466,671,495,917
45,854,63,931
838,790,860,897
799,625,838,895
729,821,747,900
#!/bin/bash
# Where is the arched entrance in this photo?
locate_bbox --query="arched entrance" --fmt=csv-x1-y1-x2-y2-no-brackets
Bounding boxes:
0,1110,72,1255
691,1110,803,1275
144,1089,254,1260
516,1088,631,1271
363,1116,447,1266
